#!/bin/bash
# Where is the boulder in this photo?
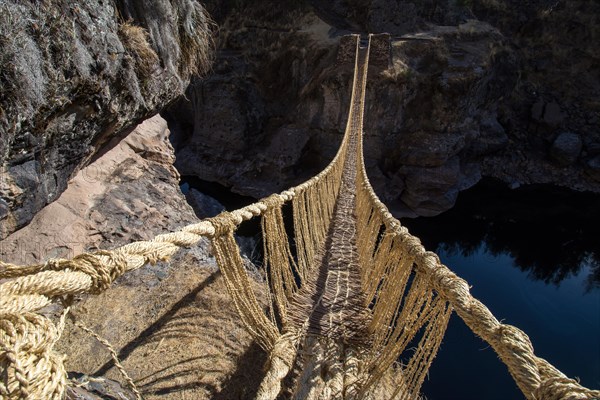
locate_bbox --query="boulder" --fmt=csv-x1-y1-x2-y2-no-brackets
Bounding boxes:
473,117,509,156
550,132,583,166
543,102,565,128
186,188,225,218
531,100,545,122
585,156,600,182
66,373,137,400
400,157,461,216
530,100,566,128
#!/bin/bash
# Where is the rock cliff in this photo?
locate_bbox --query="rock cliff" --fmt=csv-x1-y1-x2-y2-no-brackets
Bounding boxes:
165,0,599,217
471,0,600,188
0,0,214,238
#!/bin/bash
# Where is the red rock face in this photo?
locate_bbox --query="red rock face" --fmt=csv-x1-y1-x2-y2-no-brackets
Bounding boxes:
0,115,268,399
0,116,194,265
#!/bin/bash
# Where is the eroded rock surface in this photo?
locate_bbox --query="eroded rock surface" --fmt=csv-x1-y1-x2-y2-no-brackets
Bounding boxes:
0,0,214,238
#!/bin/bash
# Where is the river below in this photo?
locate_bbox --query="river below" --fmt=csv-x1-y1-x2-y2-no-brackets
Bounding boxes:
403,178,600,399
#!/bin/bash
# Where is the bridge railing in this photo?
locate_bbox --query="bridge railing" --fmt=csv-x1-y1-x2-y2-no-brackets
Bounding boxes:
352,35,599,400
0,35,365,400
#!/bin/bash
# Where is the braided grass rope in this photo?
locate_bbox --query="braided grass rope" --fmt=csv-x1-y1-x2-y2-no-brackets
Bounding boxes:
1,34,599,400
352,39,599,399
73,320,142,400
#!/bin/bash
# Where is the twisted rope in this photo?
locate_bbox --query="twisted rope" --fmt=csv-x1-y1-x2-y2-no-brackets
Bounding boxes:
255,331,300,400
0,200,284,399
0,312,66,399
357,138,600,399
74,321,142,400
349,34,598,400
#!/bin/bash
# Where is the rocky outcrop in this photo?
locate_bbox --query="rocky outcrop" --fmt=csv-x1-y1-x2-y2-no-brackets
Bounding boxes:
308,0,471,34
0,116,193,262
550,132,583,167
0,115,265,399
0,0,214,239
587,156,600,182
186,188,225,218
66,374,137,400
164,2,516,216
165,0,599,217
471,0,600,190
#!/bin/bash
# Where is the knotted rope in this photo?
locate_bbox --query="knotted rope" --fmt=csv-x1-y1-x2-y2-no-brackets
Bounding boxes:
0,312,66,399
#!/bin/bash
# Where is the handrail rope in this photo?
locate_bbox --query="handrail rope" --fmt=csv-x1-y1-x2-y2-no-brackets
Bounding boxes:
356,152,600,399
254,35,365,400
0,31,364,307
0,35,363,400
0,73,358,291
0,144,343,306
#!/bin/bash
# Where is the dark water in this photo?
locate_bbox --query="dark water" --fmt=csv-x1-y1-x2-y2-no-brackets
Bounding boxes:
403,179,600,399
180,176,261,237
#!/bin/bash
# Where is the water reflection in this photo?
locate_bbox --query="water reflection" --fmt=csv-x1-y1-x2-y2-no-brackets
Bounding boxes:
402,178,600,291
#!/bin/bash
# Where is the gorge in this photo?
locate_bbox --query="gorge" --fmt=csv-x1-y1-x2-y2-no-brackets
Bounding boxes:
1,1,599,399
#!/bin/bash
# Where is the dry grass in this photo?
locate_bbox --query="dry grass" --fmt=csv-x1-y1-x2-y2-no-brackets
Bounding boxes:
382,65,414,84
118,20,160,78
114,0,216,79
174,0,217,78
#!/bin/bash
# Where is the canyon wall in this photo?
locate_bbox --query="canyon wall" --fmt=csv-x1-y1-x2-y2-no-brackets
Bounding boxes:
0,0,214,238
165,0,599,217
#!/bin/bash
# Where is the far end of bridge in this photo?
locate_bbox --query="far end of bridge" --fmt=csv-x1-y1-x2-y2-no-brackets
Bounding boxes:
336,33,392,68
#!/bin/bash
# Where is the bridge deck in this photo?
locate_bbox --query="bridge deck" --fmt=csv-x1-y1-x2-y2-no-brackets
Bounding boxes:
286,45,370,345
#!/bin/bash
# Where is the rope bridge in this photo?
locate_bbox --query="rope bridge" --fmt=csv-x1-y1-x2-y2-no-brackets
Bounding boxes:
0,35,598,400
